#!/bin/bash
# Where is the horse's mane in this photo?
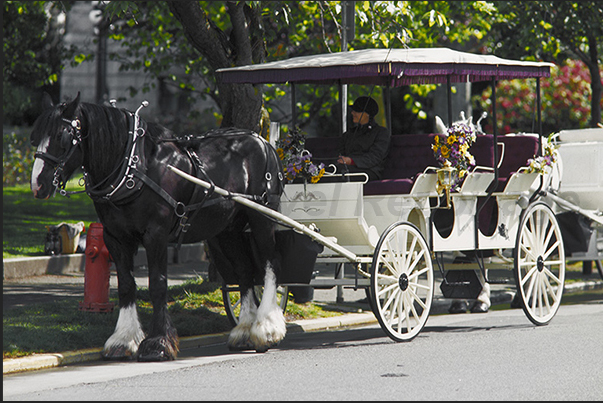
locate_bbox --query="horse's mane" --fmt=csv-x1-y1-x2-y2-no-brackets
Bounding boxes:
30,104,66,147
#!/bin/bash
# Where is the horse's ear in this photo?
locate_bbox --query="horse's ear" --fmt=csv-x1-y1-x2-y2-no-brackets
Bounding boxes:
42,92,54,110
63,92,81,118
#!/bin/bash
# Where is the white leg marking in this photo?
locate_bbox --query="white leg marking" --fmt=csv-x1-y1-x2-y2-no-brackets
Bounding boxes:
31,137,50,195
250,263,287,350
228,289,257,347
477,282,491,307
475,269,491,307
104,304,145,354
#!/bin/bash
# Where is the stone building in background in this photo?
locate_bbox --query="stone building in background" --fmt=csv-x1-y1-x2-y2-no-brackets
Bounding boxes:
60,2,217,132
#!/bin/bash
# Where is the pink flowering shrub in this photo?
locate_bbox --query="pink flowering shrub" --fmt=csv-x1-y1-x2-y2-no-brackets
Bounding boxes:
477,59,600,134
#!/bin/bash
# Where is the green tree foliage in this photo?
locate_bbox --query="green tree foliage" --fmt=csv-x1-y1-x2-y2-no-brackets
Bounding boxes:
94,1,498,135
489,1,603,127
3,1,73,125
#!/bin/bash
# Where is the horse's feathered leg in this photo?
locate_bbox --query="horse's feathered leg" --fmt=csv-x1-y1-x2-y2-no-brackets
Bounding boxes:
246,209,286,353
101,232,145,360
137,235,179,361
227,287,257,351
250,261,287,353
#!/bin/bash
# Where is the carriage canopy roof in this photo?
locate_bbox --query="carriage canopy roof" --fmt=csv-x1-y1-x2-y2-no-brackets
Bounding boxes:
216,47,553,87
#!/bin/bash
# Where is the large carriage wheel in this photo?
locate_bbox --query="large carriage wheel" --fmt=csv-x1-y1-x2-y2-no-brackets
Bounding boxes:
370,221,434,342
222,285,289,326
514,202,565,325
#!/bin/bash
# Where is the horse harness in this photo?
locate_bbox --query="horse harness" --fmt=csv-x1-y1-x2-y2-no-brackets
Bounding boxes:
39,102,282,247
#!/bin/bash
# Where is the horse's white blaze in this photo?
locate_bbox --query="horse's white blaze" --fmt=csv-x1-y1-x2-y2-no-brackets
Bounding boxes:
103,304,145,354
31,136,50,195
250,262,286,347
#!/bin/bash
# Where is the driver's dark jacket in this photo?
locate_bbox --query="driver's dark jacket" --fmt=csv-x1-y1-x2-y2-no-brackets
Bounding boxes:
339,119,390,180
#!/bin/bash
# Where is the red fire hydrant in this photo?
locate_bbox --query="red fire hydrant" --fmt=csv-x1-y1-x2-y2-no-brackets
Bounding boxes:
79,223,115,312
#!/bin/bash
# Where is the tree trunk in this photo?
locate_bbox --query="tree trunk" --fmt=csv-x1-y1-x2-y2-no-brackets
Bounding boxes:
586,35,602,128
167,1,264,132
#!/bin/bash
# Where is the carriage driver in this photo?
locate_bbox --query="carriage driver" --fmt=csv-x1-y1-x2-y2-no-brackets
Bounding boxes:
337,96,390,181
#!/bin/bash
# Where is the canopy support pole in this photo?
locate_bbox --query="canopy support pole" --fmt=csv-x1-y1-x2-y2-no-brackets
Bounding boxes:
385,85,392,136
339,81,348,135
474,77,499,250
537,77,543,155
447,75,453,125
291,83,297,128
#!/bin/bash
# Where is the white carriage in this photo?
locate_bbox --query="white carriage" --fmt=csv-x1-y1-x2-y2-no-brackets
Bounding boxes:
173,48,601,342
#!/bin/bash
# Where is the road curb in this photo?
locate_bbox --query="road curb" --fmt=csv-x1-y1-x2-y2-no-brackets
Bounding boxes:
3,243,205,280
4,280,600,376
3,348,103,375
3,312,375,375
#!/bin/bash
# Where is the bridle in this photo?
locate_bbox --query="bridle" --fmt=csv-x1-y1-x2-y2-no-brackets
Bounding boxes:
34,116,85,196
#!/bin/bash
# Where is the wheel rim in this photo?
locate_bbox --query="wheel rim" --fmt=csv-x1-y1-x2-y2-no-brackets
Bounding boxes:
515,203,565,325
371,222,433,342
222,285,289,326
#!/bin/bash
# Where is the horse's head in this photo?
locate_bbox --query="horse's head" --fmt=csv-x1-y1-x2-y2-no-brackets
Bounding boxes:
30,92,85,199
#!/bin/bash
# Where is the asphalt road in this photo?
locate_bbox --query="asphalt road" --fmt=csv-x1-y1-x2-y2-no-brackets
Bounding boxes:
4,302,602,401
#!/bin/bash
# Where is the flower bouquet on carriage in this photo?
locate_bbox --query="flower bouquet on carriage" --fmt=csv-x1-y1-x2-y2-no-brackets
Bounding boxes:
526,133,559,175
276,127,325,184
431,121,477,191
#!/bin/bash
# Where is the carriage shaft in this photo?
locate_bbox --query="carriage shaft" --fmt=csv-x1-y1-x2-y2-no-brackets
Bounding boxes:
168,165,360,263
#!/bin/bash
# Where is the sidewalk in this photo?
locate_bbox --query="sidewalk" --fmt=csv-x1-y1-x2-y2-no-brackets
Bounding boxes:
4,247,602,375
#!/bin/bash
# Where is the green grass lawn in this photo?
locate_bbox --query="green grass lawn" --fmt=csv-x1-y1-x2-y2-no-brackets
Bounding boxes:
3,179,345,359
3,276,343,359
3,178,98,258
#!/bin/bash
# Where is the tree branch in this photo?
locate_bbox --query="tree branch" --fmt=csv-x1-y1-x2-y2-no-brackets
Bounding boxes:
167,1,232,70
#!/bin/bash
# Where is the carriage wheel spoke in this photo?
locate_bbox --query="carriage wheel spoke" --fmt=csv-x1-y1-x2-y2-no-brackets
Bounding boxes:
407,285,427,310
519,265,538,288
542,267,562,287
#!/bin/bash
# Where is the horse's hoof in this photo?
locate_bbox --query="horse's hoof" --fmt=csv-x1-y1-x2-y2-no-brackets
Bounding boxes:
102,345,135,361
137,336,178,361
227,341,255,352
254,340,280,353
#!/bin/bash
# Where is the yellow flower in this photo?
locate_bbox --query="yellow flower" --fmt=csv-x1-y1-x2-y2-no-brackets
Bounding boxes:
276,148,284,160
441,145,450,158
447,135,457,145
311,168,325,183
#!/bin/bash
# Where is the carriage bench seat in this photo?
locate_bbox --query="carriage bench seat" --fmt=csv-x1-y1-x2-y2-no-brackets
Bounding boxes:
306,134,497,196
364,134,497,196
305,134,440,195
363,134,439,195
494,134,540,192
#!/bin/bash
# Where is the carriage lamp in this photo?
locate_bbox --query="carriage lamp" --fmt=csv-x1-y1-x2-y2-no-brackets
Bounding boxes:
436,160,457,209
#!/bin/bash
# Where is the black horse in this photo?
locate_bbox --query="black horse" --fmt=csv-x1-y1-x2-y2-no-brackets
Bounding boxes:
30,93,286,361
